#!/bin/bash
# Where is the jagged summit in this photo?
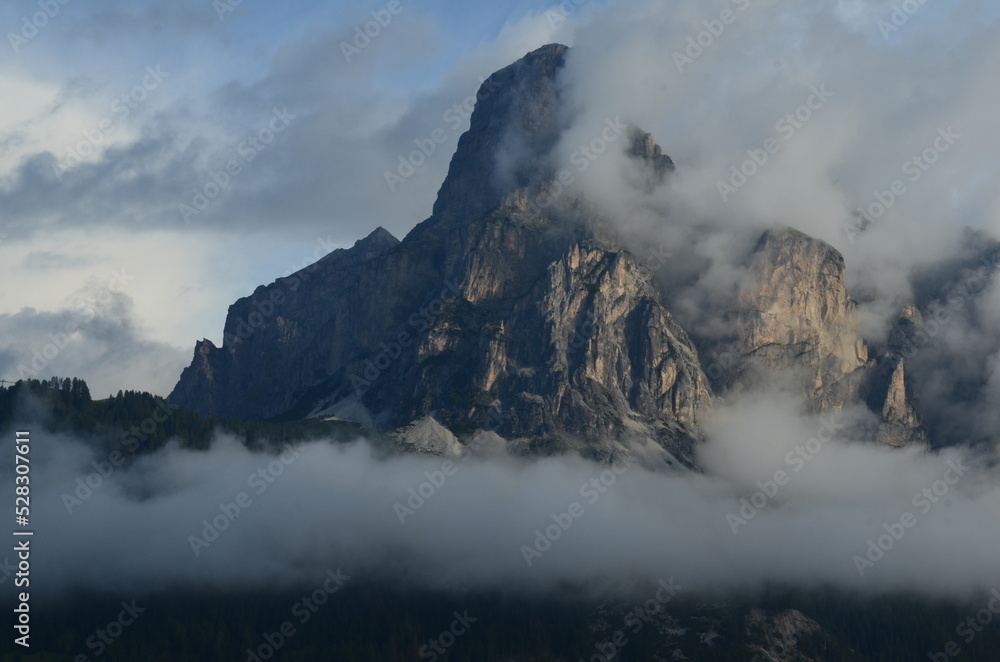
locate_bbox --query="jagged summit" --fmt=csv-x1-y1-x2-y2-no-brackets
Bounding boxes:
429,43,569,227
318,226,399,268
361,225,398,246
414,42,671,239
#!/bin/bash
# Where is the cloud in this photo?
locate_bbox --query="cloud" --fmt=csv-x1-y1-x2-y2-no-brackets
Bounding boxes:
0,293,186,398
0,1,567,247
15,389,1000,602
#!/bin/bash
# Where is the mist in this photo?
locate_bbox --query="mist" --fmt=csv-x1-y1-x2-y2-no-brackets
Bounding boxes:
11,387,999,604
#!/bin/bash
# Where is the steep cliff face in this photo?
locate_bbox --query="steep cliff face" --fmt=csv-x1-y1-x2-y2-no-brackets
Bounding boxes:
169,227,401,421
730,228,870,409
427,43,569,229
491,242,712,463
720,228,927,443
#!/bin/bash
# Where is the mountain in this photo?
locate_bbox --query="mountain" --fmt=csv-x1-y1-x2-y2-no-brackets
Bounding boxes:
170,44,935,463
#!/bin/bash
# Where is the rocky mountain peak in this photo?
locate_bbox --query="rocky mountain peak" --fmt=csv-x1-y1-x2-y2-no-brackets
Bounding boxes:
430,43,569,227
169,46,931,464
625,127,675,191
358,226,399,250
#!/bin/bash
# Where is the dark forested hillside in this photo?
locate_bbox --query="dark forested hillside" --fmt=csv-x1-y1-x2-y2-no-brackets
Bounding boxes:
4,585,1000,661
0,377,364,457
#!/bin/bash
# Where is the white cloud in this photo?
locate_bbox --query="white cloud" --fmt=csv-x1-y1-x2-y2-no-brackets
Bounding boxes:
20,395,1000,600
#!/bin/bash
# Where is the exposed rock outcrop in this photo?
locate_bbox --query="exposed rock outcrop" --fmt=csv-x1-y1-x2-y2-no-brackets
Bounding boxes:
874,360,926,447
730,228,869,410
745,608,827,662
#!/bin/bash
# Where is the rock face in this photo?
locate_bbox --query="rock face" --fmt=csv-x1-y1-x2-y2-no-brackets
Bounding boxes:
392,416,464,456
729,228,869,409
744,609,827,662
430,43,569,228
724,229,928,444
856,304,929,448
168,227,401,421
170,43,926,458
874,360,926,447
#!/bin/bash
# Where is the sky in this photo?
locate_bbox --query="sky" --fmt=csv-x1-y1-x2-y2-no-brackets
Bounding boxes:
0,0,998,399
